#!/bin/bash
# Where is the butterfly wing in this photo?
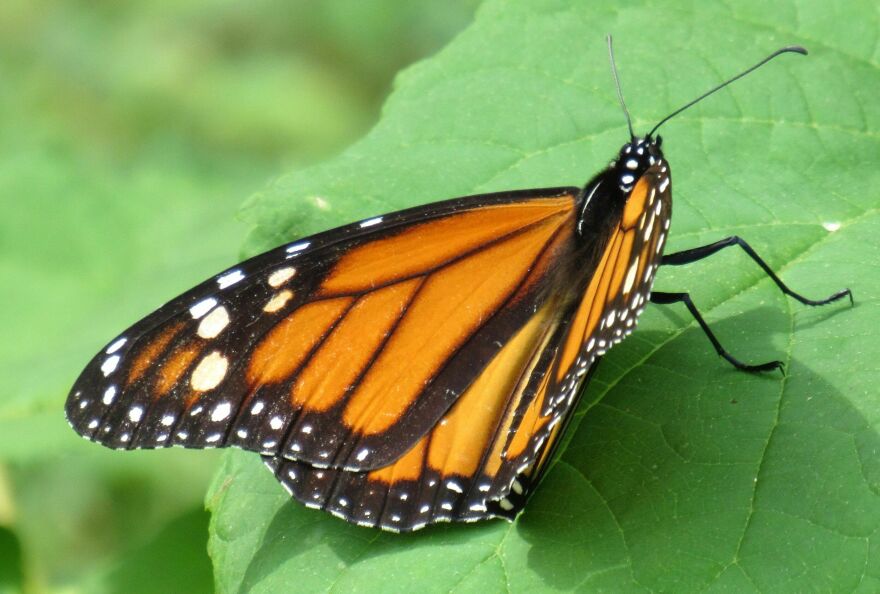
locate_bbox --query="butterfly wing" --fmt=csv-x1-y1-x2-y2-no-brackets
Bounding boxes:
262,163,673,531
65,187,582,472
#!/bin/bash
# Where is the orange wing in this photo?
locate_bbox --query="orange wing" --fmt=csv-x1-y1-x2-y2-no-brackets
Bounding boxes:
66,189,582,473
266,163,673,530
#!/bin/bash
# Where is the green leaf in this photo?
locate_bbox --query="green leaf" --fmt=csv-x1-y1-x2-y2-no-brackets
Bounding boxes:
100,507,214,594
0,527,24,594
210,0,877,591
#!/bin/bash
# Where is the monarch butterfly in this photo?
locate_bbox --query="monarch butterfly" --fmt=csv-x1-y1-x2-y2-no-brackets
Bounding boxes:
65,38,851,532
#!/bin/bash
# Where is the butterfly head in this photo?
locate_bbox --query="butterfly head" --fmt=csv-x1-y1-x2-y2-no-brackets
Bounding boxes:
611,136,664,193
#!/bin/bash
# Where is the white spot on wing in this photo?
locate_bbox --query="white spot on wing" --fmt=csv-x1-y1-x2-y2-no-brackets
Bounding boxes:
128,406,143,423
359,216,383,228
101,355,120,376
190,351,228,392
103,386,117,405
217,269,245,290
268,267,296,287
623,257,640,294
356,448,369,462
263,290,293,313
251,401,265,415
659,177,670,193
211,402,232,422
190,297,217,319
269,416,284,430
198,306,230,339
106,338,127,354
285,242,310,255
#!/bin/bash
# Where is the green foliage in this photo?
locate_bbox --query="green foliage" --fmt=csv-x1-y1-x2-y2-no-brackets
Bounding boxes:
0,0,475,592
207,0,880,592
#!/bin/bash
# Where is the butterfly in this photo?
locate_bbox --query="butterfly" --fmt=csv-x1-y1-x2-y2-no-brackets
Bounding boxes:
65,39,851,532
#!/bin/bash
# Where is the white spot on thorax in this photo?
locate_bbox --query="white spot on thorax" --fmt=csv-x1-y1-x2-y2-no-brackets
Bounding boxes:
268,267,296,287
198,306,230,339
190,297,218,319
625,158,638,169
217,269,245,290
190,351,228,392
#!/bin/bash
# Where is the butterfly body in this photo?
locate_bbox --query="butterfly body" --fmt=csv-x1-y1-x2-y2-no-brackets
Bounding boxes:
66,136,671,531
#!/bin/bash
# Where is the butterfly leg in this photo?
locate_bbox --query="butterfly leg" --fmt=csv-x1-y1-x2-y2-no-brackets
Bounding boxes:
649,291,784,373
660,236,853,306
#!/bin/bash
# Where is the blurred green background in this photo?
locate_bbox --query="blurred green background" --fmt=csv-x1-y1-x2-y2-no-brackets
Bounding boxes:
0,1,478,592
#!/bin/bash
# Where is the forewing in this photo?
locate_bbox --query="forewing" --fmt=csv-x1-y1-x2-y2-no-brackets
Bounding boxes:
66,188,581,472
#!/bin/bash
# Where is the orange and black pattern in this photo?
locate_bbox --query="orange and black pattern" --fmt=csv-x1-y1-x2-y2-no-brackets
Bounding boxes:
66,137,672,531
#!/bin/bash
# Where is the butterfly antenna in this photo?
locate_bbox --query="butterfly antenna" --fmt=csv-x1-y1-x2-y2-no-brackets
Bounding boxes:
648,46,807,138
607,35,635,141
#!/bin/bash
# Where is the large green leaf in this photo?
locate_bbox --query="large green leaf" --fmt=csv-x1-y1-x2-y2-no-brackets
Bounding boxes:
206,0,879,591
